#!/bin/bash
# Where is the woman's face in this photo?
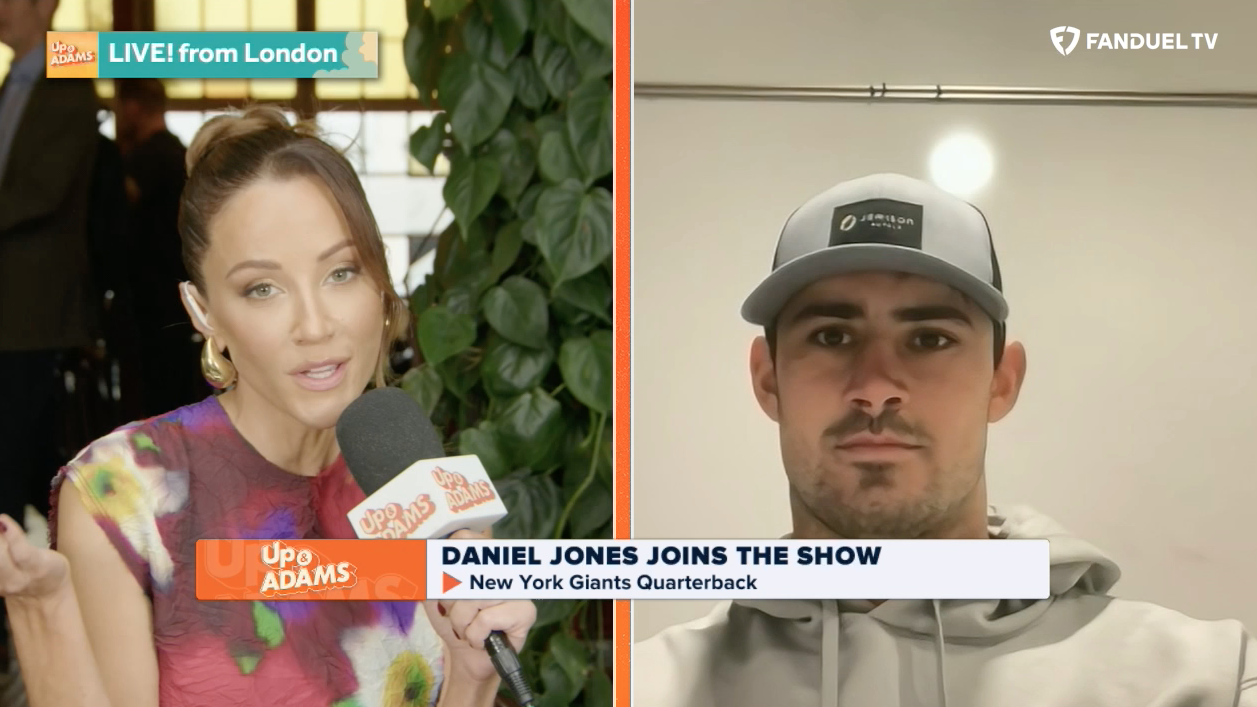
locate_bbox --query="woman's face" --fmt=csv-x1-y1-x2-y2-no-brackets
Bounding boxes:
192,175,385,430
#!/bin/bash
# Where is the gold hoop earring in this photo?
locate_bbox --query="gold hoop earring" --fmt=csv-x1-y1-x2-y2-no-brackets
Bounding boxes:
201,336,237,389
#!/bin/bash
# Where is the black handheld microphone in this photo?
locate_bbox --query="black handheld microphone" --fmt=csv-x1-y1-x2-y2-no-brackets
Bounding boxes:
336,387,536,707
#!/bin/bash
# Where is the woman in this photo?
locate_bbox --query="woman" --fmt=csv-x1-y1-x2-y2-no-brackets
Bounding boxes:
0,105,536,707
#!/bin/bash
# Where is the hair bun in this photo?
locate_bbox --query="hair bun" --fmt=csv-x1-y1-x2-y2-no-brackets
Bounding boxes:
185,104,322,176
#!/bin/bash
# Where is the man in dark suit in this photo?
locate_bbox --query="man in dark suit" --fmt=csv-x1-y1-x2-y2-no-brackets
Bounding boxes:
114,78,202,418
0,0,101,678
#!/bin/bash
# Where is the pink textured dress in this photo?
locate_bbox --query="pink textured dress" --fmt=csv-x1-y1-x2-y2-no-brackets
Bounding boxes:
49,395,446,707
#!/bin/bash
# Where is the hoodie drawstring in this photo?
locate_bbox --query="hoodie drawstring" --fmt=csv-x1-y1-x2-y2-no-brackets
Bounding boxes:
931,599,949,707
821,600,839,707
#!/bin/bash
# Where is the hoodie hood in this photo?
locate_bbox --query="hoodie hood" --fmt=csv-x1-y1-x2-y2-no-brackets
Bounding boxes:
732,504,1122,706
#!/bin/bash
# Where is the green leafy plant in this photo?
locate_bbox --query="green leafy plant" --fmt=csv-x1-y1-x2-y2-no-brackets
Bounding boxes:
402,0,613,705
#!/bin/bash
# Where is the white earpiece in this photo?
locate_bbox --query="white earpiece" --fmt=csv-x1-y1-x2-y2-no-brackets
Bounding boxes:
180,282,212,332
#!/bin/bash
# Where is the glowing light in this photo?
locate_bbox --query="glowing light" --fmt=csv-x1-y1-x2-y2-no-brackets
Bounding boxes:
928,133,995,198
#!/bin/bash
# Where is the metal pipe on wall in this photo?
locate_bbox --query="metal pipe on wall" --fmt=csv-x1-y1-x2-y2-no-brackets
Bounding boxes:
634,82,1257,109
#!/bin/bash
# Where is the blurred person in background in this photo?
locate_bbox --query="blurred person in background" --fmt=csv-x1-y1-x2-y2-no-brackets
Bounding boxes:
0,105,536,707
634,173,1257,706
0,0,100,684
113,77,203,418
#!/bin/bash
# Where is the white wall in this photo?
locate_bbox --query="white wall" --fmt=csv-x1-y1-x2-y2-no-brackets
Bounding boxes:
632,0,1257,642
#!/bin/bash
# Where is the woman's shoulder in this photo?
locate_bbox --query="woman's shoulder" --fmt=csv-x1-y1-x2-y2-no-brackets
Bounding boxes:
65,397,216,475
50,399,219,591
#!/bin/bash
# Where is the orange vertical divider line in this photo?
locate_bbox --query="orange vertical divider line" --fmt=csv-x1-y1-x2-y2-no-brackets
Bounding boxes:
613,0,632,705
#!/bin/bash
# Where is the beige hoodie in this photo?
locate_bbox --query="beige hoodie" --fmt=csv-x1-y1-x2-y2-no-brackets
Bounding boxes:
633,506,1257,706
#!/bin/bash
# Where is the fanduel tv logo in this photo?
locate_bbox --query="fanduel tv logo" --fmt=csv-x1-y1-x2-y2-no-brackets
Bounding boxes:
1051,26,1218,55
1050,26,1081,55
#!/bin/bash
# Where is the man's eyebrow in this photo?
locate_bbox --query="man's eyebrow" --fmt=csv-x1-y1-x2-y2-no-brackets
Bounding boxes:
785,302,973,327
893,305,973,326
224,241,352,279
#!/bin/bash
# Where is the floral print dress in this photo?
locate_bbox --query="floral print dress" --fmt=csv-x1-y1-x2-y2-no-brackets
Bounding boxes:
48,395,446,707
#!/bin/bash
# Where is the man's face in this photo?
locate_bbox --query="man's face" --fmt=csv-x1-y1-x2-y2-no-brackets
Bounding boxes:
749,271,1025,539
0,0,53,53
114,98,140,149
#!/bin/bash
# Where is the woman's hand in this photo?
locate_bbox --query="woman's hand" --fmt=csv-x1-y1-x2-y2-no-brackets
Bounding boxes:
423,529,537,685
0,513,71,606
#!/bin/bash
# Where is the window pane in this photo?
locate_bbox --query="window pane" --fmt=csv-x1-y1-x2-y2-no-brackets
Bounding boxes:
165,79,205,99
317,112,366,171
204,80,250,98
165,112,202,148
364,37,408,99
248,0,296,98
406,112,451,177
363,112,408,174
360,175,448,236
205,0,246,30
381,234,411,294
251,0,295,29
87,0,113,31
364,0,406,41
155,0,200,30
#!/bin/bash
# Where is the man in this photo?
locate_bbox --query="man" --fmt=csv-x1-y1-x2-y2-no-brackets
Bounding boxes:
112,78,201,418
0,0,100,684
633,173,1257,706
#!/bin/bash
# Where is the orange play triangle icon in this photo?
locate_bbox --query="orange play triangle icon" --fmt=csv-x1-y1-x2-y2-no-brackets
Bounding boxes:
442,572,462,593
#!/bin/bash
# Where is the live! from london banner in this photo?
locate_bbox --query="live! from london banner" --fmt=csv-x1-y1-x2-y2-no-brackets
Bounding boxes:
193,538,1050,601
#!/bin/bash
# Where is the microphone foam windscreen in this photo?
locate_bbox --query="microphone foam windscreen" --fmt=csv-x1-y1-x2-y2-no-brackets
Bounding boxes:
336,387,445,497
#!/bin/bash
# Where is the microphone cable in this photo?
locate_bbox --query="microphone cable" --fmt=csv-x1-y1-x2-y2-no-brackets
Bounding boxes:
485,631,536,706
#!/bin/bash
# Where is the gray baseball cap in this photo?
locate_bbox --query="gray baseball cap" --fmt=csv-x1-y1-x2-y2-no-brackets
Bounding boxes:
741,173,1008,326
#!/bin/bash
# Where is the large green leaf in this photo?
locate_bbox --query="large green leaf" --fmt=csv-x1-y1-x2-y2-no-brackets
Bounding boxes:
533,32,581,100
437,53,474,117
416,305,476,366
532,599,578,629
518,184,545,222
563,440,612,539
559,330,611,414
410,282,432,316
560,0,612,47
497,389,565,468
461,8,512,69
538,130,583,185
431,0,471,21
550,632,589,694
442,156,501,233
448,59,514,147
536,651,583,707
481,336,554,398
566,78,612,181
553,268,611,323
508,56,549,110
400,364,444,416
486,0,531,58
565,15,612,80
408,112,448,173
441,283,480,319
403,12,446,106
538,0,569,41
585,670,612,705
487,128,536,206
438,221,494,293
492,469,563,539
483,276,550,349
435,350,480,403
489,222,523,282
457,421,511,479
535,181,613,284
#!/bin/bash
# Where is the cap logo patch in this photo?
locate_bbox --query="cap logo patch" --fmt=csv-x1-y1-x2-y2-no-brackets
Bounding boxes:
829,198,925,249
